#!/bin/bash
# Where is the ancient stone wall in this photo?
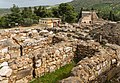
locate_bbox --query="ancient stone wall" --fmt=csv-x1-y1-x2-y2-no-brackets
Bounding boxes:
60,43,120,83
0,24,119,83
0,28,76,83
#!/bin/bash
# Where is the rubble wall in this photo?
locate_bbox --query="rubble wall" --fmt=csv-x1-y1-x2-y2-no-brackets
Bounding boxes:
0,28,76,83
60,43,120,83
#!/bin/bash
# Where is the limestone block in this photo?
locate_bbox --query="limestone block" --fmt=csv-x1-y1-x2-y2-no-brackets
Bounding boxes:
16,78,28,83
10,64,18,70
60,77,83,83
1,47,8,54
112,59,117,65
0,62,8,67
102,61,106,67
0,76,5,81
98,75,107,83
0,66,12,77
98,68,102,75
0,80,8,83
117,49,120,60
79,69,89,81
63,54,67,60
38,68,45,74
10,52,20,58
36,59,42,68
49,65,56,72
55,57,59,60
107,67,118,80
89,75,96,81
51,61,56,65
64,47,72,53
23,65,31,69
0,39,14,47
117,61,120,67
5,54,11,60
16,67,32,80
56,59,61,65
96,64,102,71
17,63,24,68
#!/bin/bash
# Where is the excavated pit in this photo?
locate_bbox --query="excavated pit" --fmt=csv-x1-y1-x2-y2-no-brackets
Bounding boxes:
74,44,99,63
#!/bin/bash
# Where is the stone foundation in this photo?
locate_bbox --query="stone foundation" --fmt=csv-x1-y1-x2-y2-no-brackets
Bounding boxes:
0,28,76,83
60,43,120,83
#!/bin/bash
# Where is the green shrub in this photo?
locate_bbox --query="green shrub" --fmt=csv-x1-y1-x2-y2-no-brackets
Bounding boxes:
30,62,75,83
22,18,33,27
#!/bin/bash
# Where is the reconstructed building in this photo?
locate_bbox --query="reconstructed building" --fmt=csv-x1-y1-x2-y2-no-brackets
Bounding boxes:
79,11,99,25
39,18,61,27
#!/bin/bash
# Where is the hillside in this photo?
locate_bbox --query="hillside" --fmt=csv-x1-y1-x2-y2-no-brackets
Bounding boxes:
0,8,11,17
0,5,51,17
69,0,120,12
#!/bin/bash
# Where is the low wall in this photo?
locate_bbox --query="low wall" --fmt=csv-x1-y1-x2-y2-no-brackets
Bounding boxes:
1,27,120,83
0,28,76,83
60,43,120,83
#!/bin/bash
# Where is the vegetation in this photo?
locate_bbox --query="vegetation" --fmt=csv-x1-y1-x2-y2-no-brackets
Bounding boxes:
0,4,39,28
92,3,120,21
70,0,120,21
1,0,120,28
30,62,75,83
0,8,11,17
58,3,77,23
0,3,77,28
69,0,120,12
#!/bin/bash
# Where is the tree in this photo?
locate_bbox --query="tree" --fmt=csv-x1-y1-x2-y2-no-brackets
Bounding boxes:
21,7,39,26
77,8,83,22
22,7,31,18
9,4,22,27
22,18,33,27
108,11,115,21
10,4,20,14
52,7,60,18
0,4,40,28
34,7,38,15
34,6,52,18
58,3,77,23
0,16,9,28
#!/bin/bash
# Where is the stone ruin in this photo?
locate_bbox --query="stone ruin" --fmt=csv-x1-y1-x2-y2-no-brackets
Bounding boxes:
60,42,120,83
0,27,78,83
0,22,120,83
90,22,120,45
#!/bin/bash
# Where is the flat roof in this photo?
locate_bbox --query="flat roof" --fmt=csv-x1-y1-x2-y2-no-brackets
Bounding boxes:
82,11,91,14
41,18,61,20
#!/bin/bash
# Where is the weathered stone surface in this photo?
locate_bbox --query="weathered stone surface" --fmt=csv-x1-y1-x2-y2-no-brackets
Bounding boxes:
61,41,120,83
0,23,120,83
16,78,28,83
0,66,12,77
0,76,5,81
35,59,42,68
0,62,8,67
60,77,83,83
0,80,8,83
16,67,32,80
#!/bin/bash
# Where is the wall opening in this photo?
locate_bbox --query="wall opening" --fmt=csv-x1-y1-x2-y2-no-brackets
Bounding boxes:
74,44,99,63
32,56,36,78
20,45,23,56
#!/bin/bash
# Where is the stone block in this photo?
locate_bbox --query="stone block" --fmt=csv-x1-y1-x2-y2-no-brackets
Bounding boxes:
0,62,8,67
60,77,83,83
16,78,28,83
0,66,12,77
0,80,8,83
16,67,32,80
